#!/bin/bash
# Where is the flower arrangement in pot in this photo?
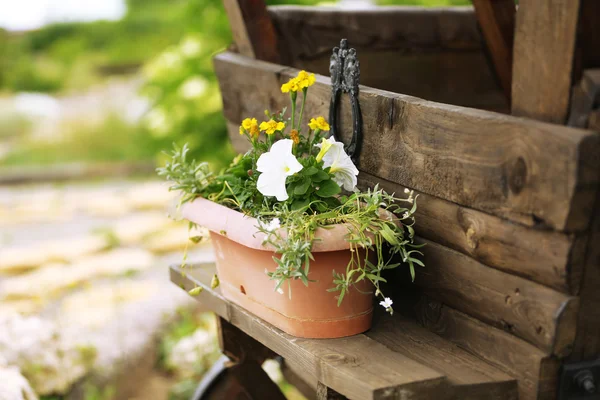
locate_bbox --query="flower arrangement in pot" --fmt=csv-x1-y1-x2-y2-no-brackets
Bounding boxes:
159,70,424,338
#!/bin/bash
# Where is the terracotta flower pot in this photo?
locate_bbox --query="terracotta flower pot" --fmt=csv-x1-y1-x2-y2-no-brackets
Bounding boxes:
182,197,374,338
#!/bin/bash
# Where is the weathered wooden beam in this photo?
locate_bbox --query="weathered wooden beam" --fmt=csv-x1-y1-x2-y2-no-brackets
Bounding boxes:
222,0,281,63
415,239,578,356
472,0,515,104
358,172,579,294
414,298,559,400
170,265,450,400
567,69,600,128
214,51,600,232
366,311,517,400
569,189,600,362
511,0,581,123
267,6,506,111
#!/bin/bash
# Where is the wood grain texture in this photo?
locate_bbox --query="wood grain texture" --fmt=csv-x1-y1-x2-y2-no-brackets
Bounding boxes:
170,264,450,400
569,189,600,362
358,172,578,293
267,6,506,111
214,51,600,231
567,69,600,128
222,0,281,63
511,0,581,123
472,0,515,103
414,239,578,356
413,298,559,400
366,311,517,400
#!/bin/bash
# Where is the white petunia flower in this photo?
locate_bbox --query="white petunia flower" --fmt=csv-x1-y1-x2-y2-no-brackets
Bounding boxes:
315,137,359,191
379,297,393,309
257,139,303,201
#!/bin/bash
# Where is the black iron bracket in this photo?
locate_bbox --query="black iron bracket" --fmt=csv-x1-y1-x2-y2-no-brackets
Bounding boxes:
558,359,600,400
329,39,362,165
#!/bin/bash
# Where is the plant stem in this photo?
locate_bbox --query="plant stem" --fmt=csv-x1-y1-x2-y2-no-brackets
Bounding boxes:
297,88,307,130
290,92,297,130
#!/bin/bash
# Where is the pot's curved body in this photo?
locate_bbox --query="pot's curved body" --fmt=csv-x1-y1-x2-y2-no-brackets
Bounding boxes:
182,198,373,338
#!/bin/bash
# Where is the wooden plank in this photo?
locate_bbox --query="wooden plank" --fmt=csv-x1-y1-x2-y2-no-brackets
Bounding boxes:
366,310,517,400
472,0,515,103
414,239,578,356
268,6,506,111
413,298,559,400
170,264,450,400
511,0,581,123
569,189,600,362
358,172,578,294
222,0,281,63
567,69,600,128
268,6,483,58
214,51,600,231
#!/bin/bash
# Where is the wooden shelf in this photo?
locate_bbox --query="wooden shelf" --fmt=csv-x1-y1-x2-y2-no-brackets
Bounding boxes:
170,263,517,400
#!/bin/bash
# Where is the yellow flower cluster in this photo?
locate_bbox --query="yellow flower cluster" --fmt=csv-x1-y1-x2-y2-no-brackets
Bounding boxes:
259,119,286,135
281,70,316,93
308,116,330,131
239,118,259,138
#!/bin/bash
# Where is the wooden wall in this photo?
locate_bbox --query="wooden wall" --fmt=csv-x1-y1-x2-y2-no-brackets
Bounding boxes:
214,49,600,400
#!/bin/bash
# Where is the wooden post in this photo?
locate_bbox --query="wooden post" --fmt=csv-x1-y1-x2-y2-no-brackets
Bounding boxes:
472,0,515,105
511,0,581,123
221,0,281,63
317,382,347,400
217,317,287,400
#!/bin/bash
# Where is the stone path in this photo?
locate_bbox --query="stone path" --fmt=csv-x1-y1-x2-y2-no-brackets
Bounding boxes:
0,179,218,399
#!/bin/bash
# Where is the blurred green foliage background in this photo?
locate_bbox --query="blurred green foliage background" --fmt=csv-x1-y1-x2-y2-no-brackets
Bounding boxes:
0,0,470,169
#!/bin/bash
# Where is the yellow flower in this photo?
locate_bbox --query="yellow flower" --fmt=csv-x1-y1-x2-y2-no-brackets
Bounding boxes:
290,129,300,145
259,119,286,135
296,70,316,89
281,78,300,93
239,117,258,136
308,117,330,131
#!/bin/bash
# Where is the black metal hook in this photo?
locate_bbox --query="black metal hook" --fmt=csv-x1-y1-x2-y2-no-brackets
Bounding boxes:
328,39,362,165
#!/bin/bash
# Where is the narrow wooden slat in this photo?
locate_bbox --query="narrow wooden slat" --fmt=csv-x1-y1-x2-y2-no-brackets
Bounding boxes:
222,0,281,63
511,0,581,123
358,172,577,293
366,311,517,400
414,239,578,356
268,6,506,111
170,264,449,400
472,0,515,103
413,298,559,400
214,51,600,231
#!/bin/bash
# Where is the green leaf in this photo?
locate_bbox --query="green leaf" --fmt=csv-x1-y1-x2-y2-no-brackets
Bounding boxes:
316,179,341,197
294,178,311,195
311,170,330,182
291,198,310,210
302,166,319,176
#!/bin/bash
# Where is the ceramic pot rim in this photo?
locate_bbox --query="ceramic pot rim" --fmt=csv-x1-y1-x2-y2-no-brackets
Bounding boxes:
181,197,397,252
